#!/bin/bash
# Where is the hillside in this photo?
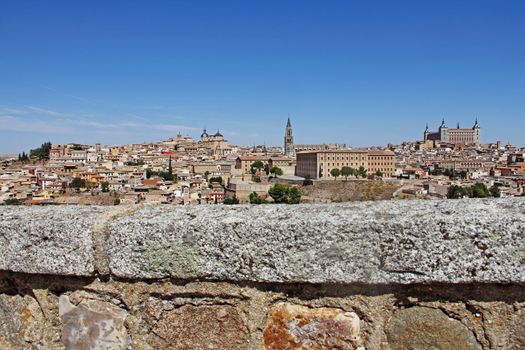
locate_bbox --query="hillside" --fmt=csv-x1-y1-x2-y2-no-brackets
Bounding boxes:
301,179,402,203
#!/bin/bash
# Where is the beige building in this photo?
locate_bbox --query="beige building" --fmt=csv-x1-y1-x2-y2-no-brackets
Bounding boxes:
296,149,396,179
367,149,396,176
235,156,269,175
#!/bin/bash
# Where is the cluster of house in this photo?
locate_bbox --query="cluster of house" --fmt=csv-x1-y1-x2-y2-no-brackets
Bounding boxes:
393,140,525,197
1,121,524,204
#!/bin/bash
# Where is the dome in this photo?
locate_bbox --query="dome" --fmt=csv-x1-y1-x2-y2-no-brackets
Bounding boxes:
201,128,209,138
214,129,223,137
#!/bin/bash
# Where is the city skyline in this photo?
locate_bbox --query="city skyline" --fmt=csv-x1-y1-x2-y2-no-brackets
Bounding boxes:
1,0,525,153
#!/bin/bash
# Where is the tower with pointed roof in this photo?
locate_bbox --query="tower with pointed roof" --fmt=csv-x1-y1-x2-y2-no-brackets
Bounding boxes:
284,115,295,157
439,118,449,143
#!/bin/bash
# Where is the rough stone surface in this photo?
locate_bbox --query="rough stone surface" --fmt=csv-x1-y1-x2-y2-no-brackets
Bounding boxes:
0,199,524,349
263,303,361,349
386,307,482,350
106,198,525,283
0,199,523,283
59,295,128,350
0,274,524,349
147,304,248,350
0,206,105,276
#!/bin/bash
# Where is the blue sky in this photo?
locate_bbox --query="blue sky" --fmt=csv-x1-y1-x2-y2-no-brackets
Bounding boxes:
1,0,524,154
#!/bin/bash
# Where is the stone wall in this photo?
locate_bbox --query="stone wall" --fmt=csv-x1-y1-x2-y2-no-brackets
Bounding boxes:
0,198,524,349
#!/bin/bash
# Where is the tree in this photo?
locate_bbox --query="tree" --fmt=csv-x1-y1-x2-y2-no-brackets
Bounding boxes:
302,175,313,186
209,176,223,185
19,152,29,163
330,168,340,180
375,170,384,177
250,161,264,174
341,167,353,180
357,166,367,178
224,195,239,205
3,198,22,205
471,183,490,198
270,166,283,178
100,181,109,192
113,198,121,205
319,167,323,178
69,177,86,189
288,186,302,204
249,192,266,204
167,156,174,179
268,183,302,204
264,163,270,175
30,142,52,160
268,183,289,203
489,185,501,198
448,185,463,199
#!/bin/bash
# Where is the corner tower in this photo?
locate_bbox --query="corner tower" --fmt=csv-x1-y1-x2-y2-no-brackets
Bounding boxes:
284,116,295,157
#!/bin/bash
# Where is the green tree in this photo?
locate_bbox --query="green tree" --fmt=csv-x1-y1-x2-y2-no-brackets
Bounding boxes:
251,160,264,174
268,183,302,204
3,198,22,205
167,156,174,180
489,185,501,198
209,176,224,185
268,183,290,203
357,166,367,178
341,166,353,180
270,166,283,178
302,175,313,186
100,181,109,192
249,192,266,204
69,177,86,189
30,142,52,160
288,186,302,204
330,168,340,180
224,195,239,205
264,163,270,175
471,183,490,198
319,167,323,178
374,170,384,177
113,198,121,205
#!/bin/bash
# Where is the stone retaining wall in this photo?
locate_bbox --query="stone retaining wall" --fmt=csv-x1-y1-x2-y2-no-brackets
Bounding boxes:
0,198,524,349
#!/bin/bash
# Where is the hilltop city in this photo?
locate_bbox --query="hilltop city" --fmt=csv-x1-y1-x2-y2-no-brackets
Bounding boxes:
0,117,524,205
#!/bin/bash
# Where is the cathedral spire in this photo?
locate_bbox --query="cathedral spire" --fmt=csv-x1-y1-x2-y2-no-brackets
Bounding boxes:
284,115,294,157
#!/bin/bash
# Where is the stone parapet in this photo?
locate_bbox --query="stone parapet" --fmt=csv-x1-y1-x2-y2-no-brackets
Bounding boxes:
0,198,524,349
1,199,524,283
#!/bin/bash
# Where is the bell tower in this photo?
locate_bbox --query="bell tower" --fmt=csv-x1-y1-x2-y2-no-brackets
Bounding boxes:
284,115,295,157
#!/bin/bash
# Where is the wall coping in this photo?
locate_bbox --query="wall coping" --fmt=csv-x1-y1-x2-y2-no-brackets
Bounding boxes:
1,198,524,284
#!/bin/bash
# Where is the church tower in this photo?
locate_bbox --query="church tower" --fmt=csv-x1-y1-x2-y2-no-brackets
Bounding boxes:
284,116,295,157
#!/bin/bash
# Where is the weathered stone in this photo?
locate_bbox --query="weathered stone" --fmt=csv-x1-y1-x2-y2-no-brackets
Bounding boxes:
386,306,482,350
0,199,524,284
105,198,525,284
59,295,128,350
0,206,104,276
0,293,57,349
148,304,248,350
263,303,361,350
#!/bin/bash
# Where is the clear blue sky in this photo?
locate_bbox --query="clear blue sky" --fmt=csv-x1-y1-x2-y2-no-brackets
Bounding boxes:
1,0,524,154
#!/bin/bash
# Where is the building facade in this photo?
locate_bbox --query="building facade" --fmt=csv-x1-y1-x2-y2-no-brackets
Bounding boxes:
424,119,481,145
296,149,396,179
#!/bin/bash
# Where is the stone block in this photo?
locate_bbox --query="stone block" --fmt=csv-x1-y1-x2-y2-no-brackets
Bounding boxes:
263,303,361,349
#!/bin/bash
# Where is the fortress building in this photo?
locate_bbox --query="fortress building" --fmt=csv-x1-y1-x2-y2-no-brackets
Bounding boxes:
424,119,480,145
